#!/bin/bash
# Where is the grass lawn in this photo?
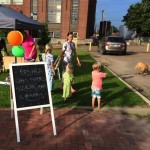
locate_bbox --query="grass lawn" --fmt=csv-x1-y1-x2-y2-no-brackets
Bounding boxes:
0,49,147,108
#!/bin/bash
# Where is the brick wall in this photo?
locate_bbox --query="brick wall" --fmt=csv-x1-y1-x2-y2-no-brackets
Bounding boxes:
5,0,96,41
38,0,47,22
5,4,22,12
22,0,31,17
78,0,89,40
61,0,72,39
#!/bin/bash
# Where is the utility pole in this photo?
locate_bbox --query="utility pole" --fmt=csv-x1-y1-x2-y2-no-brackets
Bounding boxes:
111,26,113,35
101,10,106,36
102,9,104,21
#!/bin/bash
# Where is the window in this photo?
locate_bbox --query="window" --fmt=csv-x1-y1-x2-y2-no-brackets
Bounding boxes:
71,0,79,24
54,31,60,38
32,0,37,14
108,37,125,43
48,0,61,23
32,0,38,20
12,0,23,4
0,0,11,4
73,32,78,38
0,0,23,4
49,32,54,38
49,31,60,38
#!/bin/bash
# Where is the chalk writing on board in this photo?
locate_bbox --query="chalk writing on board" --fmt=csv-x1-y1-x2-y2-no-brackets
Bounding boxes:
15,77,46,84
16,83,47,91
12,64,50,108
19,92,46,101
19,67,43,76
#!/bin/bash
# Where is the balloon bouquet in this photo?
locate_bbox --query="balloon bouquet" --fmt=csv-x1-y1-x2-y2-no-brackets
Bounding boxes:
7,31,24,58
3,31,24,82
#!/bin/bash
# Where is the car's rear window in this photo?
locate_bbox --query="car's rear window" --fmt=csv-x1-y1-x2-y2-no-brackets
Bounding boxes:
90,37,98,40
107,37,124,42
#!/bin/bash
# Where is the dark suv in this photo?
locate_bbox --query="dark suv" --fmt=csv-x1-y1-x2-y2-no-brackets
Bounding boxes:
99,36,127,55
85,36,99,46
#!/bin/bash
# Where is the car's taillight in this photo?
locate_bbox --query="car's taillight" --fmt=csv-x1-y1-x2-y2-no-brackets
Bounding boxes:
105,43,110,46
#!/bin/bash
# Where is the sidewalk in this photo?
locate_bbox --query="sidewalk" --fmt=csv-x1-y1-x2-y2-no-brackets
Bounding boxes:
0,107,150,150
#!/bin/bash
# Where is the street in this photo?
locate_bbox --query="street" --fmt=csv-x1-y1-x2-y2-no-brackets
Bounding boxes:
88,45,150,100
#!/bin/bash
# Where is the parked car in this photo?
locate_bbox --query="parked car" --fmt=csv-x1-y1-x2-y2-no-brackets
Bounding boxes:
85,36,99,46
99,36,127,55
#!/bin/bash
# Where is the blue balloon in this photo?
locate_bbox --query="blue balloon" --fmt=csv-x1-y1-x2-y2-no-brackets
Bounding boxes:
12,46,24,57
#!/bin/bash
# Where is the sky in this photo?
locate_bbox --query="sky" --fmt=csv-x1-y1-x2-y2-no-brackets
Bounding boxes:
96,0,142,29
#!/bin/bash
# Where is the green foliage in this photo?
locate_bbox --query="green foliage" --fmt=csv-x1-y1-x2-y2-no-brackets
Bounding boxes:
37,23,51,46
0,30,9,37
111,26,118,33
123,0,150,36
0,73,10,108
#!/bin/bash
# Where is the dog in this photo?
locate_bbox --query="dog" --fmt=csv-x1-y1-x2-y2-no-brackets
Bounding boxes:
135,62,149,75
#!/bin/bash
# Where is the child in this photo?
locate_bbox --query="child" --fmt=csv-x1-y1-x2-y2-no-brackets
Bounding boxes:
42,43,55,91
91,63,107,110
63,64,74,100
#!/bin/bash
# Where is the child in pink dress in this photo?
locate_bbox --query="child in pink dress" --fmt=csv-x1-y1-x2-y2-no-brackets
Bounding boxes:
91,63,107,110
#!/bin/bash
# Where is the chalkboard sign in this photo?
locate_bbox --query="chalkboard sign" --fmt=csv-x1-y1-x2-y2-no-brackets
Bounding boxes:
10,62,57,143
10,62,50,108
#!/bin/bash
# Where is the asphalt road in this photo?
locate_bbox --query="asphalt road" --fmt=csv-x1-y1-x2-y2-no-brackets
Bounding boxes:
88,45,150,100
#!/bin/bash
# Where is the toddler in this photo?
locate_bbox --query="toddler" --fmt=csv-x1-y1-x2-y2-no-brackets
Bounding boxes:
91,63,107,110
63,64,74,100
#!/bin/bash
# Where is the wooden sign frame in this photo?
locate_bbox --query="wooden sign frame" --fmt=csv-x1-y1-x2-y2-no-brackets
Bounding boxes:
10,62,57,142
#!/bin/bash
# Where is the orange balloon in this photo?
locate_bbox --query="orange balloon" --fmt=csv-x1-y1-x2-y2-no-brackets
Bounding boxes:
7,31,23,46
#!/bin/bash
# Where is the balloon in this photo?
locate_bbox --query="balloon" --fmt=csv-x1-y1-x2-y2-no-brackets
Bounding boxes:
12,46,25,57
7,31,23,46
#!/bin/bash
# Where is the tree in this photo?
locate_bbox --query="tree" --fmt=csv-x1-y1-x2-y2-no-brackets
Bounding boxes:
37,23,51,46
0,30,9,37
111,26,118,33
140,0,150,35
122,0,150,36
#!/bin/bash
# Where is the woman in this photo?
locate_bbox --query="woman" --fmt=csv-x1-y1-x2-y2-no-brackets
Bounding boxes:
22,31,37,62
59,31,81,93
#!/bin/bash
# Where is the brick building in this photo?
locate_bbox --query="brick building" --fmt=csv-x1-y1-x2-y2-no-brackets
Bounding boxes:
1,0,97,41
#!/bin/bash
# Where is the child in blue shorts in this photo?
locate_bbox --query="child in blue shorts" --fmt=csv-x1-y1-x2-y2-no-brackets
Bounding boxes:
91,63,107,110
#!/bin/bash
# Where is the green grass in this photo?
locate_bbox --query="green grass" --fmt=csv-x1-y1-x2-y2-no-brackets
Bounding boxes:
0,72,10,108
0,49,147,108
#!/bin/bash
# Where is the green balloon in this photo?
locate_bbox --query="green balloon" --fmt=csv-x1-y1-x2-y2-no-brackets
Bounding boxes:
12,46,24,57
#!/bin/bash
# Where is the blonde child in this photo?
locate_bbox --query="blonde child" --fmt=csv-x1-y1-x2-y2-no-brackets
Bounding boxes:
91,63,107,110
63,64,74,100
42,43,55,91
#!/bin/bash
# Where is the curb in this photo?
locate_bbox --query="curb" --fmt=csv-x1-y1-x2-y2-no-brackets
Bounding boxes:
100,106,150,116
73,106,150,116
